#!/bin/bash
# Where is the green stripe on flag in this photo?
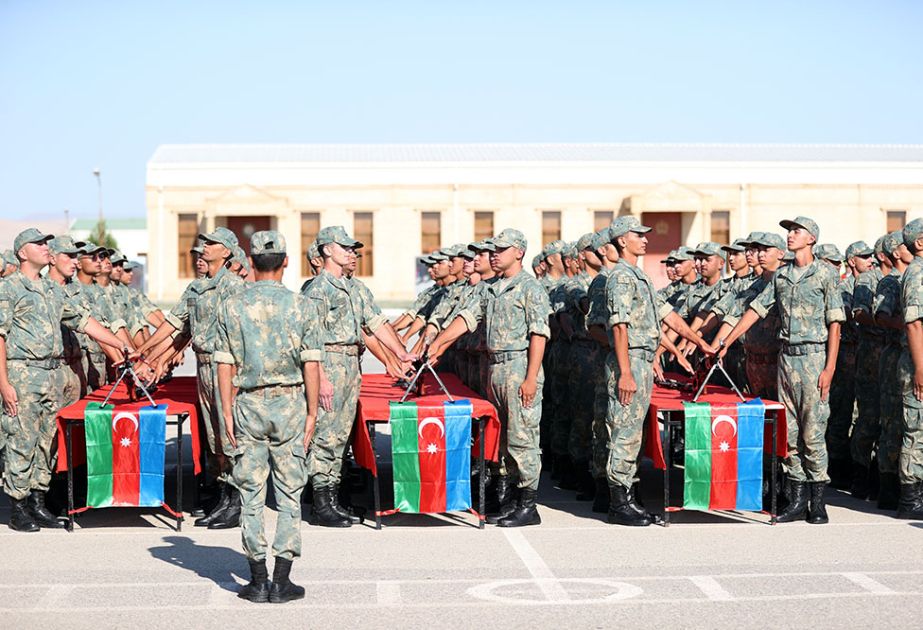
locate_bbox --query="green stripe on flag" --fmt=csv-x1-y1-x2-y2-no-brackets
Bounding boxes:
85,402,114,508
390,402,422,512
683,401,712,510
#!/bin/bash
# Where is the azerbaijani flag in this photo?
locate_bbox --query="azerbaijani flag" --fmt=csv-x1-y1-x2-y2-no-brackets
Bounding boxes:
390,400,473,513
84,402,168,508
682,399,765,511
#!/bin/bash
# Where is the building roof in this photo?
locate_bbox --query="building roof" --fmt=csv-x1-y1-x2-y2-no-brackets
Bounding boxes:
149,143,923,165
71,217,147,231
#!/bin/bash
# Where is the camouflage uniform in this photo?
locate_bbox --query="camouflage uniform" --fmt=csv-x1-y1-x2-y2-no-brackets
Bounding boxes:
751,260,845,482
899,256,923,485
458,270,551,490
850,268,884,469
215,280,322,562
165,265,245,484
303,269,387,490
565,272,600,467
874,269,905,475
604,260,674,488
0,272,89,499
75,281,125,390
49,281,89,405
586,269,613,480
826,274,858,462
549,274,579,460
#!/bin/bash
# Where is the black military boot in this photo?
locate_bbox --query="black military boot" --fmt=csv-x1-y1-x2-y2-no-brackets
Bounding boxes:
896,483,923,519
28,490,65,529
850,464,870,500
574,462,595,501
557,457,577,490
591,478,610,513
807,482,829,524
195,482,229,527
269,558,305,603
867,457,880,501
497,488,541,527
309,487,351,527
9,496,40,532
776,480,808,522
237,559,270,603
486,485,519,524
485,475,512,514
828,458,852,490
607,485,651,526
877,473,900,510
329,484,361,524
208,486,241,529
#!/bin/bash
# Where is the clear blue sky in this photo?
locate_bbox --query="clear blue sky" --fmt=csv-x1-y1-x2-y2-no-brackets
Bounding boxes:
1,0,921,221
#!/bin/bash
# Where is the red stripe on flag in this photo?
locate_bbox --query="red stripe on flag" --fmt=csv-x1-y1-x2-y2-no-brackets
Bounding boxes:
417,405,447,513
111,407,140,505
709,408,738,510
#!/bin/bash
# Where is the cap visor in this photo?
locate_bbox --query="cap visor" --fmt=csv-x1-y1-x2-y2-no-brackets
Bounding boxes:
779,220,804,231
629,226,653,234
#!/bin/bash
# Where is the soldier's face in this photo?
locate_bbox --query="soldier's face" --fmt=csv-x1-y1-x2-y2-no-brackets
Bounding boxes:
787,227,813,251
21,242,51,267
693,256,706,275
122,270,134,284
432,260,450,279
79,254,101,274
665,265,677,281
850,254,873,274
463,259,476,275
601,243,619,263
194,256,208,275
674,259,694,277
583,249,602,270
449,256,465,276
110,265,123,281
757,246,783,267
426,265,436,279
100,256,112,273
489,246,520,274
897,244,914,264
202,241,230,263
702,255,724,278
53,252,78,277
474,251,491,274
745,247,759,267
621,231,647,256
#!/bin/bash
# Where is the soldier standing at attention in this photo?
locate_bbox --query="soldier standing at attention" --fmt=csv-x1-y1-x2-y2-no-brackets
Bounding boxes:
215,231,322,603
429,229,551,527
302,226,415,527
0,250,18,278
0,229,134,532
718,217,844,524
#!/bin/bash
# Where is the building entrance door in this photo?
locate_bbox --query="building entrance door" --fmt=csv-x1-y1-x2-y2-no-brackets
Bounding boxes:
641,212,682,289
223,216,272,254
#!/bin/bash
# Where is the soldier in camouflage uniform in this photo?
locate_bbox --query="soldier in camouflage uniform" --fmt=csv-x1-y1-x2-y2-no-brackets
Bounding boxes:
303,226,414,527
603,217,714,527
826,241,873,488
430,228,551,527
719,217,845,524
0,250,18,278
466,241,498,396
871,231,912,510
539,240,566,464
0,229,131,532
214,231,322,603
895,218,923,519
415,244,471,371
47,236,91,405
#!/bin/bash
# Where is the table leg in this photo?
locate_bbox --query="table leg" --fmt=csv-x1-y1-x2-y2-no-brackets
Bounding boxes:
478,417,485,530
176,413,185,532
370,422,381,530
771,410,778,525
66,422,74,533
662,412,671,527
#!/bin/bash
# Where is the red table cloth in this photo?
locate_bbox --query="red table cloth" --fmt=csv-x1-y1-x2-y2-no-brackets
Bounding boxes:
56,376,202,475
645,375,788,469
353,373,501,476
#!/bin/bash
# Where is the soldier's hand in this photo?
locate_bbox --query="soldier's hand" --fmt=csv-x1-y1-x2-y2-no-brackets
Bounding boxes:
320,377,334,411
304,415,317,453
397,351,418,364
225,429,237,450
519,376,538,408
677,354,695,375
653,362,665,382
818,367,834,401
618,373,637,406
915,368,923,402
0,381,18,417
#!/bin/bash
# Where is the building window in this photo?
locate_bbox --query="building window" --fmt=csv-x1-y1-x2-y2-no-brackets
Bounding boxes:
542,211,561,246
421,211,441,254
300,212,321,276
593,210,614,231
354,211,374,276
711,210,730,245
474,211,494,242
887,210,907,233
177,213,198,278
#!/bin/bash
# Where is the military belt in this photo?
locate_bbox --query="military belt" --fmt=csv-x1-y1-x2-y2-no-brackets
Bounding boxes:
240,383,303,397
8,357,63,370
325,343,360,356
627,348,656,362
781,342,826,356
488,349,527,364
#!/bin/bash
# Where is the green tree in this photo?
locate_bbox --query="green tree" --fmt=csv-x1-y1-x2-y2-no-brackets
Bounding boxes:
87,219,119,250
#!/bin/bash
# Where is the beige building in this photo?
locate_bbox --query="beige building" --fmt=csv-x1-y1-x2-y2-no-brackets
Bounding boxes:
146,143,923,302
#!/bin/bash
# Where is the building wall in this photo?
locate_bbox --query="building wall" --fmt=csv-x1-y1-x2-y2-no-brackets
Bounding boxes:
146,159,923,304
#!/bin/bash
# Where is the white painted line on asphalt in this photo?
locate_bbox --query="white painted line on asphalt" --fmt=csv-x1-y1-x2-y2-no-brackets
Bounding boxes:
687,576,733,601
210,581,243,605
841,572,896,594
33,585,75,610
502,529,570,602
376,581,403,606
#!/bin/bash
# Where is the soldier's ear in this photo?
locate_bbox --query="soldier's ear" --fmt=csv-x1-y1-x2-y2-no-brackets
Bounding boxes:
283,255,289,269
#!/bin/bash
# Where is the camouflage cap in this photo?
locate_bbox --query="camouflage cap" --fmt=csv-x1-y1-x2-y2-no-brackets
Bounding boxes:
779,215,820,240
672,246,695,262
109,249,127,265
230,246,251,272
660,250,677,264
459,246,476,260
576,233,595,252
48,235,80,255
874,235,887,256
13,228,54,254
562,242,578,260
609,215,652,239
190,241,205,255
882,231,904,257
845,240,874,259
442,243,469,258
739,232,765,247
692,241,727,260
306,240,320,260
251,230,287,255
814,243,843,263
122,260,141,272
1,249,18,267
75,240,107,256
543,240,566,257
428,250,449,262
722,238,748,253
468,239,496,253
750,233,787,250
490,228,528,251
198,226,239,249
531,254,543,268
316,225,363,249
903,218,923,248
591,229,611,251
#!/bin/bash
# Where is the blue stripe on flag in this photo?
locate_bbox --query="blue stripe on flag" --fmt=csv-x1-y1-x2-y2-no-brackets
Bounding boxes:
735,398,765,511
138,405,167,507
443,400,473,512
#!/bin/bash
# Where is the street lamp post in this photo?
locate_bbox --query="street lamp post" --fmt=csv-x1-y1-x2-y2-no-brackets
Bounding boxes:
93,168,103,223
